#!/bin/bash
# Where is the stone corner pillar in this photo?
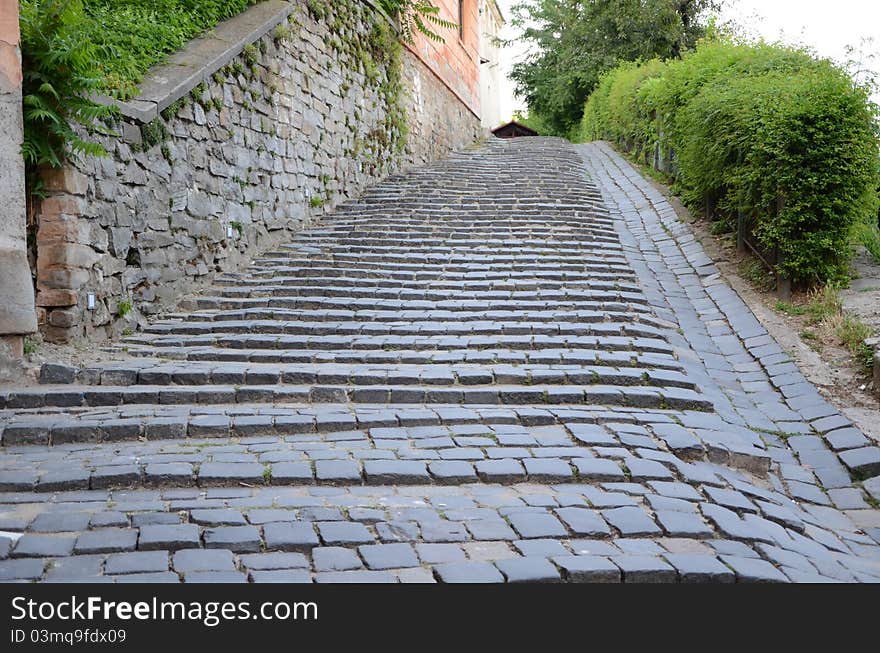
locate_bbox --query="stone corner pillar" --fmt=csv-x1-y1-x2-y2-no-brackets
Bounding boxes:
0,0,37,376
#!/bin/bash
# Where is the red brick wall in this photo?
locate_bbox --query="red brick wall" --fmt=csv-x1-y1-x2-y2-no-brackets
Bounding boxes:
405,0,481,118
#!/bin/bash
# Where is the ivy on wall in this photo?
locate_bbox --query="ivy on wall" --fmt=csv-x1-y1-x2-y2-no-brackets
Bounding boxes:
19,0,429,197
376,0,456,43
306,0,409,174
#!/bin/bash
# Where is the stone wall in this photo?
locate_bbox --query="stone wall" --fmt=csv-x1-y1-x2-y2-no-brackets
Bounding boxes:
0,0,37,374
34,0,482,343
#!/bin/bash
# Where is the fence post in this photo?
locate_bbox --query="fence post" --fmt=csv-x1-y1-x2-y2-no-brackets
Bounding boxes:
776,266,792,301
736,208,745,253
774,194,791,300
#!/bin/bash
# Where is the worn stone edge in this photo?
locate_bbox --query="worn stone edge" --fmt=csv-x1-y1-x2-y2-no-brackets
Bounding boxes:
94,0,398,124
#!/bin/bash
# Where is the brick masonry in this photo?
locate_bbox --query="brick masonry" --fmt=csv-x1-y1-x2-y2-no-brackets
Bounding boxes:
32,0,482,343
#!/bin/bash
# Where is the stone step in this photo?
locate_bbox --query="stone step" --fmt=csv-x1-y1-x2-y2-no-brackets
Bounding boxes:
0,403,676,446
199,288,651,304
1,383,712,415
112,345,681,370
47,361,697,391
280,236,622,248
212,276,640,292
249,252,632,264
139,318,666,339
241,268,636,281
270,244,624,256
0,406,770,483
0,427,705,492
122,333,674,356
191,296,654,313
248,253,635,279
291,226,617,237
243,263,637,278
154,308,672,328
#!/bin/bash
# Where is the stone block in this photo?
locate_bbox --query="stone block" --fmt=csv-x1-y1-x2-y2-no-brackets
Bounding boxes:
40,167,89,195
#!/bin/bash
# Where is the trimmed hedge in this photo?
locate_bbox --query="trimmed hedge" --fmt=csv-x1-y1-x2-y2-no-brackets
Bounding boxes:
579,40,880,285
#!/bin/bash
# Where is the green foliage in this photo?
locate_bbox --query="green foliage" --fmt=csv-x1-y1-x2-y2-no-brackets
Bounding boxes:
738,258,774,292
160,96,187,121
116,299,133,317
377,1,456,44
140,118,169,150
581,39,880,285
805,285,843,325
854,220,880,263
242,43,259,66
310,196,325,208
19,0,117,188
511,109,551,136
23,337,39,356
774,300,806,317
509,0,720,137
78,0,260,97
836,315,874,373
579,59,666,153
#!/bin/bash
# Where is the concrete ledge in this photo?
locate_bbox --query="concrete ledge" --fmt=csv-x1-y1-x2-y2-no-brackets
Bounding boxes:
99,0,398,124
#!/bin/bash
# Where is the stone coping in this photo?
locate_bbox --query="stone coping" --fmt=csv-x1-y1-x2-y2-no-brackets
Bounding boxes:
98,0,397,124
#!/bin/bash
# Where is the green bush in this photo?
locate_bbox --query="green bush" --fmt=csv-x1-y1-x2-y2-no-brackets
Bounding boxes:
20,0,116,182
580,59,665,155
580,39,880,285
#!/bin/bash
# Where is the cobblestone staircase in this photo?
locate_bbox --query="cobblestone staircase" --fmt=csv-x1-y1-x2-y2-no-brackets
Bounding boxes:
0,138,878,583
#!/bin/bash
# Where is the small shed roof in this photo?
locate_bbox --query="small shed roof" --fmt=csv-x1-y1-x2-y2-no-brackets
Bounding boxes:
491,121,539,138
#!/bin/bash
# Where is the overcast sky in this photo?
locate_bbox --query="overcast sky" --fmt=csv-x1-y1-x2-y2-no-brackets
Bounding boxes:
494,0,880,121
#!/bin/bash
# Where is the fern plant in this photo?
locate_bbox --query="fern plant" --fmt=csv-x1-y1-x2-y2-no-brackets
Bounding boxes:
377,1,457,43
20,0,116,193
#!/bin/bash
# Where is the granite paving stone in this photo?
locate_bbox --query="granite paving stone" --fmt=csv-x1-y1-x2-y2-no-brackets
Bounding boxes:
495,557,561,583
104,551,170,575
263,523,320,552
203,526,262,553
74,529,139,554
507,512,568,539
612,555,677,583
552,555,621,583
433,562,505,583
137,524,200,551
359,543,419,570
662,554,735,583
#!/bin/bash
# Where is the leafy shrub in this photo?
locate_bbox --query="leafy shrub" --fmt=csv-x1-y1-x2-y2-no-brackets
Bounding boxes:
377,1,456,43
20,0,116,183
580,59,665,156
581,39,880,285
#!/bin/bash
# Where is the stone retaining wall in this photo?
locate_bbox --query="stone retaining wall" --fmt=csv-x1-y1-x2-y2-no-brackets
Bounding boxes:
34,0,482,343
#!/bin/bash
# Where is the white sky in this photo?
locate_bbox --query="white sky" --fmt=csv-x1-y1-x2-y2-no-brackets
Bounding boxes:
494,0,880,121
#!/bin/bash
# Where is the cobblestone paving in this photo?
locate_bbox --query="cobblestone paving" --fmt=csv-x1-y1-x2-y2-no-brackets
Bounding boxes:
1,138,879,583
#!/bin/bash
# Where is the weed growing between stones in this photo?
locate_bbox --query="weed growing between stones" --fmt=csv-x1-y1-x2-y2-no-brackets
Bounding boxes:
772,284,876,376
23,337,39,356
